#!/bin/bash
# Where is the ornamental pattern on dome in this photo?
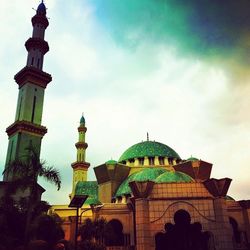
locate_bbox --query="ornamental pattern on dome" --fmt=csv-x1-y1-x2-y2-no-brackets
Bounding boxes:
155,171,194,183
115,168,166,197
115,168,194,197
75,181,101,205
119,141,181,162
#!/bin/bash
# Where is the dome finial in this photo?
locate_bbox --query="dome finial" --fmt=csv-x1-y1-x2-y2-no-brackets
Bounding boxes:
147,132,149,141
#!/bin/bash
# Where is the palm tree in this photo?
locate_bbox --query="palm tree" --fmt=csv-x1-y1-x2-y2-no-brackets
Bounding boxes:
3,145,61,243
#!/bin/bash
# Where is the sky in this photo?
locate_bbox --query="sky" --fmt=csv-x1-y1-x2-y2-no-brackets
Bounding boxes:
0,0,250,204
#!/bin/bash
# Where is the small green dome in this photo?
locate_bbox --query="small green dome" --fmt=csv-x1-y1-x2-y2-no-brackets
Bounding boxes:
115,168,166,197
80,115,85,124
105,160,117,165
187,156,199,161
155,171,194,183
119,141,181,162
225,195,235,201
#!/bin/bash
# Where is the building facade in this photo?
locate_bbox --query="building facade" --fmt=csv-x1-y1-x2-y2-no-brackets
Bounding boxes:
51,117,250,250
2,2,250,250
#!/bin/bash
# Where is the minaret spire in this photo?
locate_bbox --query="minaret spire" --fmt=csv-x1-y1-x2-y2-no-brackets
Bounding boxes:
71,115,90,197
4,2,52,181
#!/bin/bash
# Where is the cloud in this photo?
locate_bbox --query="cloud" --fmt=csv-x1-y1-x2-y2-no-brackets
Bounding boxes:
90,0,250,78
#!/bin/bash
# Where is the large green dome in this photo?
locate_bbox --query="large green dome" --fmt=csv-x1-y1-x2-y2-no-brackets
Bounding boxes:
115,168,166,197
118,141,181,162
155,171,194,183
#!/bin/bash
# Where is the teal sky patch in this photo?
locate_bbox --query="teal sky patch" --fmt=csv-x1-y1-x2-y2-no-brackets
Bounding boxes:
90,0,250,66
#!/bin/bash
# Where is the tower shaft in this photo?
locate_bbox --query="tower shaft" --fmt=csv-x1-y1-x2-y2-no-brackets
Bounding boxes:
71,117,90,196
4,2,51,181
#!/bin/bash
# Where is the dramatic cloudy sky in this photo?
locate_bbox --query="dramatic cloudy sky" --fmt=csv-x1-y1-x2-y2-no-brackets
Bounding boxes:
0,0,250,204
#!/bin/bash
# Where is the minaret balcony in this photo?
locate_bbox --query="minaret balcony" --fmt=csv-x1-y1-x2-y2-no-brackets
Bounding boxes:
75,142,88,149
6,121,47,138
15,66,52,89
78,126,87,133
25,38,49,54
32,15,49,28
71,161,90,170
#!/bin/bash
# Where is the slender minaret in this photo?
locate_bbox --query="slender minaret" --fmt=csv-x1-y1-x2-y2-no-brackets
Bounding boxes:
4,1,52,181
71,115,90,196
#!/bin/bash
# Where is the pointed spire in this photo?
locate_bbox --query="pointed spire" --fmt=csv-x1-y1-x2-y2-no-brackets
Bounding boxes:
147,132,149,141
37,0,46,16
80,113,85,125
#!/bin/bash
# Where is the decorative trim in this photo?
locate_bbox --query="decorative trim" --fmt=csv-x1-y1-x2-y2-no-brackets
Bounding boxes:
203,178,232,197
129,181,155,198
75,142,88,149
71,161,90,170
15,66,52,89
6,121,47,137
78,127,87,132
150,200,216,223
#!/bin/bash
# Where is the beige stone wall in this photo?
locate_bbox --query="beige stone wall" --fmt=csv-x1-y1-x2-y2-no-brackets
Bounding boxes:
227,201,250,246
50,203,134,244
99,182,113,203
134,182,234,250
227,201,245,229
97,203,135,245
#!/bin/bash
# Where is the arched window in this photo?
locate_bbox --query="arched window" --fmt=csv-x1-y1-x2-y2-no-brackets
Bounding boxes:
229,217,241,245
105,219,124,246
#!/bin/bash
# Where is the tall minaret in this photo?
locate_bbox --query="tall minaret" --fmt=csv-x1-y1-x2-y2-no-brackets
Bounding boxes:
71,115,90,196
4,1,52,181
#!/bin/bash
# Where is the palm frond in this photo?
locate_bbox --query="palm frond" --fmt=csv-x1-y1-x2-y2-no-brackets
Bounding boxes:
3,159,29,177
39,166,61,190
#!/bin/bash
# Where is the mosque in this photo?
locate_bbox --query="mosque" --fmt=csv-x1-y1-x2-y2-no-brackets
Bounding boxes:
2,2,250,250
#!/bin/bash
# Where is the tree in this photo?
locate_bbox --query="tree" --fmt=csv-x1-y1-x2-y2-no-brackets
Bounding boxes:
0,196,26,249
78,218,109,250
2,145,61,243
31,214,64,248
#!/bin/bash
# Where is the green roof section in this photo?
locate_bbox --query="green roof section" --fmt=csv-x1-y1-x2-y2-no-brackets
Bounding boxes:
155,171,194,183
105,159,117,165
119,141,181,162
115,168,166,197
75,181,101,205
80,115,85,124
